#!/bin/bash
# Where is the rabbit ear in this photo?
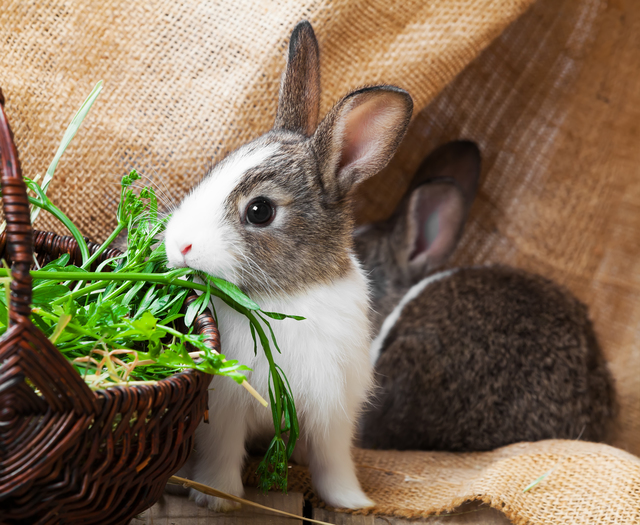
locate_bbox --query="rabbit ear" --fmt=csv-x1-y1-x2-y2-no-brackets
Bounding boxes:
404,141,481,271
313,86,413,198
274,20,321,136
410,140,481,205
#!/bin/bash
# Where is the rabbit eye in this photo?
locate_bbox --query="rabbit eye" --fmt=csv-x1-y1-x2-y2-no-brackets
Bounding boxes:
246,198,275,226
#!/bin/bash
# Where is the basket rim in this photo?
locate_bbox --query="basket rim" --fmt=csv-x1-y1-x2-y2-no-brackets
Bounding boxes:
1,311,210,394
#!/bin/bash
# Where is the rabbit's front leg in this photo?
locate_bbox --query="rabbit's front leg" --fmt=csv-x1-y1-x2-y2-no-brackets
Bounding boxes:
190,395,247,512
307,409,374,509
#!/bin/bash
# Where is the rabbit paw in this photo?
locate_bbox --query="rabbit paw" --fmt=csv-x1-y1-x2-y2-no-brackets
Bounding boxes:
189,488,241,512
318,485,374,509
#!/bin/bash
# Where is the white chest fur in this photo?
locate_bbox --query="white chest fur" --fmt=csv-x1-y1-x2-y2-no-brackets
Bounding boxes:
189,260,375,511
207,260,373,435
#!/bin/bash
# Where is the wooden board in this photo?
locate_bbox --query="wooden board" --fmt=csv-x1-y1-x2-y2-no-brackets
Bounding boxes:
132,493,511,525
132,489,303,525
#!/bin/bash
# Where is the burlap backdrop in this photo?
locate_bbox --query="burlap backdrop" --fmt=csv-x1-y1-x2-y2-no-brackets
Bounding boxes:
2,0,640,523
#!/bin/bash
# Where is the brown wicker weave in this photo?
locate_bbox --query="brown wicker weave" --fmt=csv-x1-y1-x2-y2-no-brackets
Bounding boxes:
0,89,218,524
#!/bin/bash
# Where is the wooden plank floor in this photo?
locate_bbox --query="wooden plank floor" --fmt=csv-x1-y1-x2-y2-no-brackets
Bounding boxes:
132,489,303,525
133,492,512,524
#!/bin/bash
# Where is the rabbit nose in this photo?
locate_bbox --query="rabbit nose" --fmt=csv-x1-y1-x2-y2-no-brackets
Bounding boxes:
180,243,193,256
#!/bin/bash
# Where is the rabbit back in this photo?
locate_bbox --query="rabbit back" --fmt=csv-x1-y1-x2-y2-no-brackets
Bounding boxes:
360,265,615,451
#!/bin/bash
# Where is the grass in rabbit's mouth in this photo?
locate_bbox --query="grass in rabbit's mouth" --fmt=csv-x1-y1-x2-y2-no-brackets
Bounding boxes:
0,81,298,493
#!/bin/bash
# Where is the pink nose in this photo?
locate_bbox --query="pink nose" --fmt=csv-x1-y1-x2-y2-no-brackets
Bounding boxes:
180,244,192,256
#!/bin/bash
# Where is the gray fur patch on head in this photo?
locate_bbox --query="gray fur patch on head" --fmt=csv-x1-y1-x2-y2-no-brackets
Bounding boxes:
222,132,354,297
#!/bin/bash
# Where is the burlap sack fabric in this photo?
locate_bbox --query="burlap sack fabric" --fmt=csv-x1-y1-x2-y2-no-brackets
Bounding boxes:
1,0,640,523
244,441,640,522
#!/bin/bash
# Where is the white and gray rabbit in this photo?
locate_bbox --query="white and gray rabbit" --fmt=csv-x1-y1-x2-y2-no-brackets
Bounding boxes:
164,21,413,510
354,141,615,451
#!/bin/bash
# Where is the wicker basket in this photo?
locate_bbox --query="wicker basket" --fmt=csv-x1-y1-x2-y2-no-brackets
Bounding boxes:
0,90,218,524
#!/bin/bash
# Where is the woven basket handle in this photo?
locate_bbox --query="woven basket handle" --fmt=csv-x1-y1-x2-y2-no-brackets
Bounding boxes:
0,89,33,325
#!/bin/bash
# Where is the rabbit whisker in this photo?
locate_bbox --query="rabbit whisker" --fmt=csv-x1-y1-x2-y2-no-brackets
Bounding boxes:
142,168,178,214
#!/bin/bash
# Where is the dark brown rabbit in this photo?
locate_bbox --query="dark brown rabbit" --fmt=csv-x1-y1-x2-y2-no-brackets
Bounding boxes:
354,141,615,452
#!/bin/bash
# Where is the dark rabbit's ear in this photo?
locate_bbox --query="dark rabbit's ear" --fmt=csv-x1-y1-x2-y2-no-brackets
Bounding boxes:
404,141,481,272
410,140,481,205
313,86,413,198
274,20,321,136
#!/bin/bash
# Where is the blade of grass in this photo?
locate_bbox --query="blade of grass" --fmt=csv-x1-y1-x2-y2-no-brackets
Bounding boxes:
0,81,103,235
522,426,586,493
27,81,103,228
49,313,72,344
42,82,104,194
1,261,10,326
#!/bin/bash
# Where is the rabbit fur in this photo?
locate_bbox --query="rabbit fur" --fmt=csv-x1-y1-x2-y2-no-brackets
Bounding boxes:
164,21,413,510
